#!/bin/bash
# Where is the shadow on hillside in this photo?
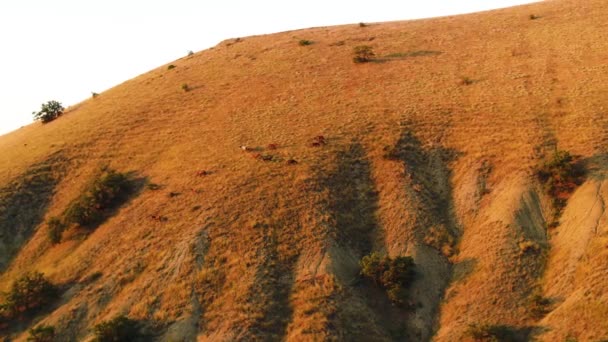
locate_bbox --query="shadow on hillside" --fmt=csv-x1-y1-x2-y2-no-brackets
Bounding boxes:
581,153,608,181
372,50,442,63
65,172,147,240
385,126,461,341
0,151,67,272
322,142,382,254
474,324,544,342
0,277,85,337
386,127,461,247
247,222,298,340
319,142,397,339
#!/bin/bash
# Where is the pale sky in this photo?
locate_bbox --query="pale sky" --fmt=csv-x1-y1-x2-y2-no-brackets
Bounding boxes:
0,0,540,136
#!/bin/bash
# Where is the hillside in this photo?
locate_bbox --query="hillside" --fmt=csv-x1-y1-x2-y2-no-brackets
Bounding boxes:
1,0,608,340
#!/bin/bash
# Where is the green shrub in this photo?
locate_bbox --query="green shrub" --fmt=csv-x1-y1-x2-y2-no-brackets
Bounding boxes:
353,45,375,63
64,169,134,228
298,39,313,46
32,101,64,123
181,83,190,92
91,92,99,98
1,272,58,318
27,324,55,342
47,217,66,244
167,64,176,70
360,252,385,286
359,22,368,27
93,315,142,342
360,252,415,307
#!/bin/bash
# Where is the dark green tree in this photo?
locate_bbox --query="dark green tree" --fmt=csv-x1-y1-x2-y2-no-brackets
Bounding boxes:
32,101,64,123
360,252,415,307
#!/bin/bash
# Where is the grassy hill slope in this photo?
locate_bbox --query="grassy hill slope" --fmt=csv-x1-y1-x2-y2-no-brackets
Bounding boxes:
1,0,608,340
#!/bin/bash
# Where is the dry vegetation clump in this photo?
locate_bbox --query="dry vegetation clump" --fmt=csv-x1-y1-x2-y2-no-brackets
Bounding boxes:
537,150,585,227
46,217,66,245
517,239,542,256
424,225,457,257
27,324,55,342
528,292,552,319
310,135,327,147
459,76,475,85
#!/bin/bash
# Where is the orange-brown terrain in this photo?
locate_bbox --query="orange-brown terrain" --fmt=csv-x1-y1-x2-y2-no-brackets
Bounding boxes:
1,0,608,340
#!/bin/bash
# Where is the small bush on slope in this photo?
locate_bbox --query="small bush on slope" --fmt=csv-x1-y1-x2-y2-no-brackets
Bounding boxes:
360,252,415,307
64,169,135,228
353,45,375,63
27,324,55,342
0,272,58,320
537,150,585,227
32,101,64,123
93,315,143,342
47,217,66,244
467,323,528,342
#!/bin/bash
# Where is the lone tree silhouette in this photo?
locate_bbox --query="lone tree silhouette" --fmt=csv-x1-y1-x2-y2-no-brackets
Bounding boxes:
33,100,64,123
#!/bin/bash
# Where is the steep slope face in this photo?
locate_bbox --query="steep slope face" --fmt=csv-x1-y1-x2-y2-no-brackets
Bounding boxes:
1,0,608,340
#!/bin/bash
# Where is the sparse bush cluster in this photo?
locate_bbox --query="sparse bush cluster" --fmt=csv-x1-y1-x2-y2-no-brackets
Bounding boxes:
0,272,58,321
32,100,64,123
298,39,313,46
424,225,456,257
537,150,585,227
360,252,415,307
93,315,143,342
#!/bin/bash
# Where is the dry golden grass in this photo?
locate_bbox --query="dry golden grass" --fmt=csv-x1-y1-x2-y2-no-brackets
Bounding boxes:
2,0,608,340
